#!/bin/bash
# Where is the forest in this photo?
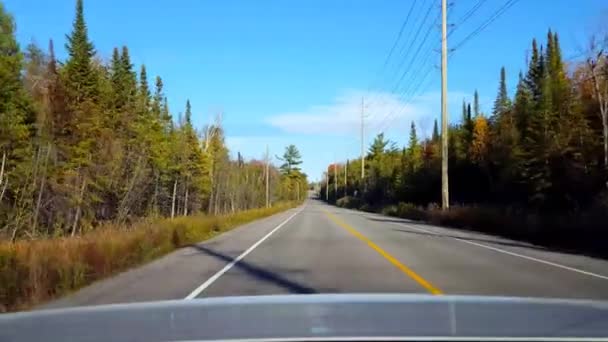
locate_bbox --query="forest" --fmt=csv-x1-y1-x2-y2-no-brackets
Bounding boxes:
0,0,307,241
322,30,608,254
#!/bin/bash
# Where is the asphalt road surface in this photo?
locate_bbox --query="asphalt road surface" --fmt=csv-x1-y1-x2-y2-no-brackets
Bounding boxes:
44,199,608,309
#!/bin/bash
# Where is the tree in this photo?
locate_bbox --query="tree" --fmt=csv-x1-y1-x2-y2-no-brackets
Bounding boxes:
432,118,439,143
473,90,480,117
64,0,98,104
492,67,512,122
407,121,422,171
137,65,151,114
0,3,35,239
278,144,302,175
470,115,490,163
368,133,388,160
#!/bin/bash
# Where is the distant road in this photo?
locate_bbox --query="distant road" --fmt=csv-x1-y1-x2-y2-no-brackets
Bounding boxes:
44,199,608,309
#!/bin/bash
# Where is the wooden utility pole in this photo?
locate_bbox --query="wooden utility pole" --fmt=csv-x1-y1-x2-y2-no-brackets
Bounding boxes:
265,145,270,208
441,0,450,210
334,160,338,200
344,159,348,197
325,172,329,201
361,97,365,179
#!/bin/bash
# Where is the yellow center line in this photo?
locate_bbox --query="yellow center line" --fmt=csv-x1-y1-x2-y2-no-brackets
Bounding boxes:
322,208,443,295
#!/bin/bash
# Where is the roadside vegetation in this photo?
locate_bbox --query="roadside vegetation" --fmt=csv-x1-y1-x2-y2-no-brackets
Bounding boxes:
0,0,309,311
325,30,608,258
0,202,298,312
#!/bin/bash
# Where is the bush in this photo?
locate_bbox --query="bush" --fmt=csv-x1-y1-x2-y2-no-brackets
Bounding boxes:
0,202,297,312
336,196,363,209
380,205,398,216
395,203,428,221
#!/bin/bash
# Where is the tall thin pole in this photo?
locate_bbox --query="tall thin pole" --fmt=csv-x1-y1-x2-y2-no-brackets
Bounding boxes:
360,97,365,179
325,172,329,201
265,145,270,208
441,0,450,210
344,159,348,197
334,160,338,200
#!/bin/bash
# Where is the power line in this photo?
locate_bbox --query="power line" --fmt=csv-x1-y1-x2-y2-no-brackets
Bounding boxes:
367,2,440,121
448,0,488,37
379,0,419,75
391,10,441,94
375,63,438,134
451,0,521,54
365,1,422,109
389,1,436,90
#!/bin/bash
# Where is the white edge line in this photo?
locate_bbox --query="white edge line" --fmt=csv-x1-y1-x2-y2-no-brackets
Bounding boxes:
175,336,608,342
389,221,608,281
184,204,305,299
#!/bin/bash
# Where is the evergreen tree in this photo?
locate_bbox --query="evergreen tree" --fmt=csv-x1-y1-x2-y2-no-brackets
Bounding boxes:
64,0,98,104
525,39,544,102
408,121,422,171
513,72,532,141
0,2,33,185
473,90,480,117
432,119,439,143
492,66,511,121
139,65,150,111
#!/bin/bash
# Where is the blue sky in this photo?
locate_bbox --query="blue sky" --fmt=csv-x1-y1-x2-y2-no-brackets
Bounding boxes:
5,0,607,181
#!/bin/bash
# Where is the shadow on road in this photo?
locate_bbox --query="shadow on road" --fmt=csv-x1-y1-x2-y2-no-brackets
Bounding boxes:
189,244,318,294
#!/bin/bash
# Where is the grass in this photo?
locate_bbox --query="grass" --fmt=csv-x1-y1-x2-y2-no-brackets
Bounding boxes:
0,202,298,313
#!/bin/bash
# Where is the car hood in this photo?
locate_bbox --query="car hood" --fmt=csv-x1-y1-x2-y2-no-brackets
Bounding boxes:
1,294,608,341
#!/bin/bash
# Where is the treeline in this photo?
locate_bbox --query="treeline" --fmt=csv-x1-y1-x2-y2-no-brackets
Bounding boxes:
0,1,307,240
323,30,608,216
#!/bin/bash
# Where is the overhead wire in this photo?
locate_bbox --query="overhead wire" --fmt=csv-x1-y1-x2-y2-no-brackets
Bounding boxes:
450,0,521,54
448,0,488,37
365,1,422,110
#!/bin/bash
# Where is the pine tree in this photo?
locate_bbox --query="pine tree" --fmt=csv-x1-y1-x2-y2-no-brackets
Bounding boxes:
525,39,544,102
432,119,439,143
473,90,480,117
408,121,422,171
185,99,192,124
492,66,511,122
461,100,467,123
139,65,150,111
64,0,98,104
0,3,37,239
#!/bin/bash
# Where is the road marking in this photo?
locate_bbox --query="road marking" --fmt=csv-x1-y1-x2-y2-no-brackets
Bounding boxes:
184,205,304,299
391,220,608,281
322,209,443,295
191,337,608,342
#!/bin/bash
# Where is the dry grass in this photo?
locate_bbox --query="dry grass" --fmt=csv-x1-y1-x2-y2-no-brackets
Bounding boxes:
0,202,298,312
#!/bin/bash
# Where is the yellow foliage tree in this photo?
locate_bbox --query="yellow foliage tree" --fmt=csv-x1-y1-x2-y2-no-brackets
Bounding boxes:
470,115,490,163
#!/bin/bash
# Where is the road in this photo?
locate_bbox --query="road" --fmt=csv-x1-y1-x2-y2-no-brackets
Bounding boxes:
44,199,608,309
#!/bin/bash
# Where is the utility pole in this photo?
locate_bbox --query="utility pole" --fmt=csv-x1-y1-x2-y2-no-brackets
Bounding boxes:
265,145,270,208
344,159,348,197
360,97,365,179
441,0,450,210
334,160,338,200
325,172,329,201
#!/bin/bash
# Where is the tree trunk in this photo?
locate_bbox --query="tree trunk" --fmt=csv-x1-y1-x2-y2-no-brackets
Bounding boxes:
589,57,608,185
0,179,7,203
152,172,159,215
183,185,189,216
171,178,177,219
32,143,51,234
0,151,6,197
71,177,87,237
